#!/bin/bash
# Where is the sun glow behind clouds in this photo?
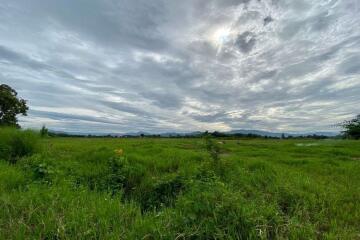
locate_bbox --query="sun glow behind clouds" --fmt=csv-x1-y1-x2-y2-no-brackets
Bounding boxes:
210,27,233,53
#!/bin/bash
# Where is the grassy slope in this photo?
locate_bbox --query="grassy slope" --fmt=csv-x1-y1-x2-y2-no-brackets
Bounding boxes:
0,137,359,239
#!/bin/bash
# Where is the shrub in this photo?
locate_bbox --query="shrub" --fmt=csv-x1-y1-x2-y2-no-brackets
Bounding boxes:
40,125,49,137
104,155,146,196
137,174,185,212
20,154,56,183
0,128,39,163
172,180,274,239
204,134,221,163
73,148,146,196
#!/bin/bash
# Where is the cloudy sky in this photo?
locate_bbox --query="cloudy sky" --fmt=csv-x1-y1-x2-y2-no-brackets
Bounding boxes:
1,0,359,134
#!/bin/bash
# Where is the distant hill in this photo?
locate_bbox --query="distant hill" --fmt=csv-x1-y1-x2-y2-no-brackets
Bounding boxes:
48,129,339,138
120,129,339,138
226,130,339,138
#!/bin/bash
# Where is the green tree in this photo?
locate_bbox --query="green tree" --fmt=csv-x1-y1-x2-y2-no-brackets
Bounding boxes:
40,125,49,137
0,84,28,128
341,115,360,139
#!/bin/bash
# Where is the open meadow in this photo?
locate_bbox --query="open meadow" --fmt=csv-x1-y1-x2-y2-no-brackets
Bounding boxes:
2,0,360,239
1,131,359,239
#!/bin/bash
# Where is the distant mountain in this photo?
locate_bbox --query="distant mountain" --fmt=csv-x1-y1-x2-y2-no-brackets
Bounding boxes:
227,129,282,138
304,131,339,137
226,129,339,137
48,129,339,138
121,130,339,138
121,131,151,136
122,131,203,137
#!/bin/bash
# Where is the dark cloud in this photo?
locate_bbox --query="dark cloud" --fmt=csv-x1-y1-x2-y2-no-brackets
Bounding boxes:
310,11,333,32
189,112,228,123
0,45,49,71
279,20,303,40
140,91,183,109
253,70,278,80
30,110,123,126
100,101,150,117
263,16,273,26
216,0,251,7
235,31,257,53
14,0,167,51
338,56,360,75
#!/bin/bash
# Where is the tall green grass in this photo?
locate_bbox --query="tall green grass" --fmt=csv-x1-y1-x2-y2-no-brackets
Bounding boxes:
0,137,359,239
0,127,40,163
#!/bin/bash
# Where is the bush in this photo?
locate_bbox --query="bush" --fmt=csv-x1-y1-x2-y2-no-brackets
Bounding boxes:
73,148,146,196
40,125,49,137
0,128,39,163
137,174,185,212
172,180,279,239
106,156,146,196
204,134,221,163
20,154,57,183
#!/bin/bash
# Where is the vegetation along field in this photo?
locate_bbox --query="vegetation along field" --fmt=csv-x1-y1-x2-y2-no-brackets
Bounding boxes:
1,129,359,239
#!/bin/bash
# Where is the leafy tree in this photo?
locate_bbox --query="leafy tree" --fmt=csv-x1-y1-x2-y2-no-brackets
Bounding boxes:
0,84,28,128
341,115,360,139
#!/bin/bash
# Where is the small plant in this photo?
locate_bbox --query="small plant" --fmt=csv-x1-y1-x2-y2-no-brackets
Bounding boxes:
20,154,56,183
108,149,146,196
106,154,127,195
40,125,49,137
203,132,221,163
33,162,55,182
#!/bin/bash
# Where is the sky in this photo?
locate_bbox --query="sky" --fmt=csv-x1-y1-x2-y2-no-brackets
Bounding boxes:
0,0,359,134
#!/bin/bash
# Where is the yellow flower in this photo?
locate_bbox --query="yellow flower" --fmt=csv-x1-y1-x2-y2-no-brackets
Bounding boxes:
114,149,124,156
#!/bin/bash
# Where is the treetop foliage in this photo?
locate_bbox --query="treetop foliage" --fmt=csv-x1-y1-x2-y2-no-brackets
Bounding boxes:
0,84,28,128
341,114,360,139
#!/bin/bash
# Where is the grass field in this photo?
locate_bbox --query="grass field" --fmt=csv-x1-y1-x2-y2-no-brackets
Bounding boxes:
1,132,360,239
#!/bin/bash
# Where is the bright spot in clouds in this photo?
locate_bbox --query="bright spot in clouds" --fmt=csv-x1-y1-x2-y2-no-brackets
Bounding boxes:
212,27,232,47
